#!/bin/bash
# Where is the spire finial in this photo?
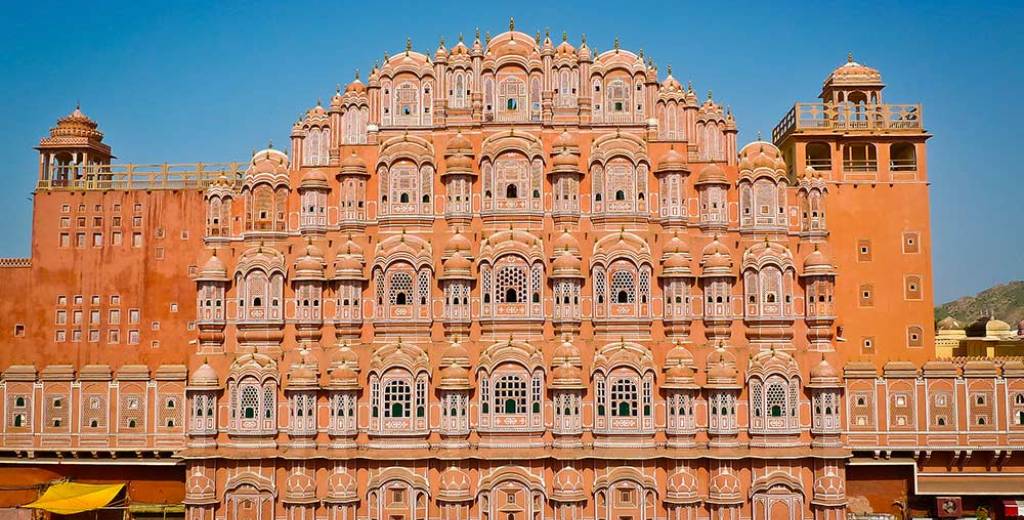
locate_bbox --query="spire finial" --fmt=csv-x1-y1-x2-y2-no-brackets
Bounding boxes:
667,64,672,75
509,16,515,31
439,36,445,47
757,130,762,141
316,97,321,107
581,33,587,45
562,30,568,42
406,37,412,53
613,36,620,51
639,48,644,59
535,30,541,43
545,27,550,38
847,51,854,63
267,139,273,149
475,27,480,40
335,83,340,94
355,68,360,81
458,32,464,43
707,90,713,101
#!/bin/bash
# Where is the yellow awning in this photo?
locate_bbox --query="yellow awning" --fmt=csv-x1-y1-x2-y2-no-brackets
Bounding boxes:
24,482,125,515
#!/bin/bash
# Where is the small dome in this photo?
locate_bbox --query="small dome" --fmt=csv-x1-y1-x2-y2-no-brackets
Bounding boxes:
663,252,691,270
345,78,366,94
663,233,690,256
700,238,733,274
447,131,472,153
49,104,104,140
553,467,585,501
801,248,836,277
300,168,330,190
555,39,576,57
825,53,883,86
809,355,840,388
438,467,472,500
695,163,727,185
552,229,580,255
552,149,580,170
294,243,326,279
198,253,228,281
656,147,688,174
189,362,218,387
340,152,368,176
441,338,470,366
288,363,318,388
665,342,694,366
445,152,474,173
550,361,583,388
551,250,583,279
440,251,473,280
444,229,473,258
554,129,577,151
738,141,786,174
438,362,471,390
552,337,580,362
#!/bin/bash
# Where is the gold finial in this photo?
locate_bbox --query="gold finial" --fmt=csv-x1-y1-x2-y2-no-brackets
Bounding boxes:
406,37,412,53
509,16,515,31
613,36,620,51
847,52,854,63
562,30,568,42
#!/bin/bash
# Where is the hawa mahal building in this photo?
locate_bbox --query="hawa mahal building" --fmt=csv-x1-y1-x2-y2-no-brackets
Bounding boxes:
2,22,1023,520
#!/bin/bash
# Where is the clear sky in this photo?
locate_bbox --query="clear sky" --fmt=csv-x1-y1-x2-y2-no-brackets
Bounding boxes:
0,0,1020,303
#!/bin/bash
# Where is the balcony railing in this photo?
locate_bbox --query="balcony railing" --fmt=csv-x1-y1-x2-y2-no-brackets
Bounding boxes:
37,162,245,191
773,102,923,141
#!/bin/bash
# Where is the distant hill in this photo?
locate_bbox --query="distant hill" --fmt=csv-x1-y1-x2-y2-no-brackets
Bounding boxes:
935,280,1024,327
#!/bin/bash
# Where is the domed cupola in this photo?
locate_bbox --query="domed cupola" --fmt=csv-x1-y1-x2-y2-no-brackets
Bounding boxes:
293,242,327,281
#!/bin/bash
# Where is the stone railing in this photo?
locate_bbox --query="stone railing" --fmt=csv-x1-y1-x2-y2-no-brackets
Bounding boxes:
773,103,923,141
37,162,245,191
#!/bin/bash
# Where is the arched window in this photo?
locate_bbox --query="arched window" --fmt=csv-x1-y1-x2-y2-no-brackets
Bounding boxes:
506,184,518,199
384,380,411,418
389,272,412,306
240,386,258,419
766,381,787,418
611,377,637,417
494,374,527,414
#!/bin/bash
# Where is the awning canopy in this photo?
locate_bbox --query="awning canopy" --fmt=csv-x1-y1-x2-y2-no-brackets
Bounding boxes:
1006,500,1024,517
917,473,1024,495
24,482,125,515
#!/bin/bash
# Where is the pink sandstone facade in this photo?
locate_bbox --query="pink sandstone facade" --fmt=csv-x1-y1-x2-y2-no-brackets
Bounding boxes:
1,23,1022,520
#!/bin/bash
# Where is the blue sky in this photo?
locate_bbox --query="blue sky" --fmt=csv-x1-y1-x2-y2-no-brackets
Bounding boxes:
0,0,1020,303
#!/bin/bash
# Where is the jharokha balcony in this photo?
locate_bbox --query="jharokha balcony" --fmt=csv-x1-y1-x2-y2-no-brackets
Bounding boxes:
772,102,923,141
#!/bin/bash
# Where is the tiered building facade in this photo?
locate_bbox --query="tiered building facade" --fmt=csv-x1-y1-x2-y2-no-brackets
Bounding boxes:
2,24,1022,520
